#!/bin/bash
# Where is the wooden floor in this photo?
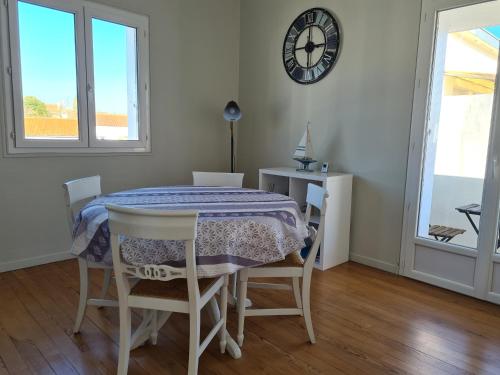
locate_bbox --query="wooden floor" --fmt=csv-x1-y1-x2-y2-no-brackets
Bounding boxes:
1,261,500,374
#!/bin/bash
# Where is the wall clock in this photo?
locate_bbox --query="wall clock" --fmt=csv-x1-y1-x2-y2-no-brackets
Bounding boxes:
282,8,341,85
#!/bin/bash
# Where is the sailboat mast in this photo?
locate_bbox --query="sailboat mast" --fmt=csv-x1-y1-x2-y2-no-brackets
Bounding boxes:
305,122,314,160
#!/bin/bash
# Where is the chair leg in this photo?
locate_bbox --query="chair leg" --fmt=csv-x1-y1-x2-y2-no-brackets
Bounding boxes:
97,268,113,308
188,308,201,375
219,275,229,354
73,258,88,334
302,276,316,344
150,310,158,345
237,270,248,347
117,304,132,375
292,277,303,315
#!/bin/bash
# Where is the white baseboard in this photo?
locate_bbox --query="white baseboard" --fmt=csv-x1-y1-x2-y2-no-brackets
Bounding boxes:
350,252,399,274
1,250,399,275
0,251,74,273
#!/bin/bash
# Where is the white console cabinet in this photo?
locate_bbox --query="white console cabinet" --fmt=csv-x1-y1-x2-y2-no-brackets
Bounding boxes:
259,167,352,270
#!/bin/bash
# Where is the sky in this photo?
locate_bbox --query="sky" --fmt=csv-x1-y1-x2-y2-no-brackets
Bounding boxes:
18,1,135,114
485,25,500,40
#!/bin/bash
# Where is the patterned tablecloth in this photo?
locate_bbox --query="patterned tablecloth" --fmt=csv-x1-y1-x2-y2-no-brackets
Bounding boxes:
71,186,309,277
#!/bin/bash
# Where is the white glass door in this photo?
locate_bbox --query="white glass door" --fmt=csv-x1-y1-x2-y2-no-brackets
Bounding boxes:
401,0,500,301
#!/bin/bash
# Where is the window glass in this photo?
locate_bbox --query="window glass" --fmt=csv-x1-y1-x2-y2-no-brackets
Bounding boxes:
18,1,79,140
92,18,139,141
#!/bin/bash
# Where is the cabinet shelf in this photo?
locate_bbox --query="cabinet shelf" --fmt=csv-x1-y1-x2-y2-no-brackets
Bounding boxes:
309,214,321,225
259,167,353,271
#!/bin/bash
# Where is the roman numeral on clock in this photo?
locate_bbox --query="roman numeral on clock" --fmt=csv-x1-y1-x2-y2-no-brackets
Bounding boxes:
305,12,314,24
286,58,296,71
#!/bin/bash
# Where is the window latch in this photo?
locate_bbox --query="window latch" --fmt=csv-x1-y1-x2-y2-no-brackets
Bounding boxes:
10,130,15,142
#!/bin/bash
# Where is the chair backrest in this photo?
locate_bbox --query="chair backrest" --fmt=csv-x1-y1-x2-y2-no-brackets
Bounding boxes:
192,171,244,188
63,175,101,233
303,183,329,270
106,204,201,300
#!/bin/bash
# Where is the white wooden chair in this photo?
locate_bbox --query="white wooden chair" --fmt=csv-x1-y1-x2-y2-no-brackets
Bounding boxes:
192,170,244,303
63,176,116,334
192,171,244,188
107,204,229,375
236,183,328,346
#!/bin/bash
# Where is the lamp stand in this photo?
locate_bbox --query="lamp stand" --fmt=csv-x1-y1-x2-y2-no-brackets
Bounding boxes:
230,121,235,173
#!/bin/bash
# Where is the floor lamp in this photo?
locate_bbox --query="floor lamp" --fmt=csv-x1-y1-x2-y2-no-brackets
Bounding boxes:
223,101,242,173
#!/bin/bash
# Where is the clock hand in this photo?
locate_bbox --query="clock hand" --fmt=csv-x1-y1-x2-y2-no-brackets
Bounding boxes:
307,26,313,68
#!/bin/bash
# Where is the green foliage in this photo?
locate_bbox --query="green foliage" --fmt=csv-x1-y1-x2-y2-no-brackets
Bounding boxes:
24,96,50,117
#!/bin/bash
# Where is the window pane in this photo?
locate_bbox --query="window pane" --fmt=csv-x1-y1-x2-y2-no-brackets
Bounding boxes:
92,18,139,141
18,1,79,140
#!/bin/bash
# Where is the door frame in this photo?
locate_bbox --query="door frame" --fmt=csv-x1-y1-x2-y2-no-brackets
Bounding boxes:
482,54,500,302
400,0,500,300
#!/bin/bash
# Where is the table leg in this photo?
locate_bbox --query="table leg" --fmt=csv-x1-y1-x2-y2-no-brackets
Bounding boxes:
465,213,480,235
130,310,172,350
130,309,154,350
228,271,252,308
230,272,238,301
207,297,241,359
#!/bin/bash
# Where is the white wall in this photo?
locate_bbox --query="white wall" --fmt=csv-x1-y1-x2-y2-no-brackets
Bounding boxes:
0,0,240,271
237,0,422,271
435,94,493,179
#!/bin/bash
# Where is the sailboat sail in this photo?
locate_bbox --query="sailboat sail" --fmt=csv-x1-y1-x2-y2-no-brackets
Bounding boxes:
293,122,314,160
293,130,308,158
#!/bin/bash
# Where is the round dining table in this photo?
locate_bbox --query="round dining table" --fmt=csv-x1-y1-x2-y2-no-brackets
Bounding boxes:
70,185,309,359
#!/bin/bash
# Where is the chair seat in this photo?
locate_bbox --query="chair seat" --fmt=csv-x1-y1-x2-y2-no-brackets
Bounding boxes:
131,277,219,300
261,251,304,268
429,225,465,239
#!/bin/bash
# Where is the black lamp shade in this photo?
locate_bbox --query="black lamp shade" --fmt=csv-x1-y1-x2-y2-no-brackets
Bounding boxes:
223,101,242,121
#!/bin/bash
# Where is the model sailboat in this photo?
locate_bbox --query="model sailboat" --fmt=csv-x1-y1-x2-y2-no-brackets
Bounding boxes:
293,122,317,172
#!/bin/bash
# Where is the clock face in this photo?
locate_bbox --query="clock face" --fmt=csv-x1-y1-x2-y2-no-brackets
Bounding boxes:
282,8,340,85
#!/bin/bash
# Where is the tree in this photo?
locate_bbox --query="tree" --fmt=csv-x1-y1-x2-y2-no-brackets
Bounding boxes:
24,96,50,117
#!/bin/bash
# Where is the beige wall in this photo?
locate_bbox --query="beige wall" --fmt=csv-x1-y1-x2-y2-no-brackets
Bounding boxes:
0,0,240,270
237,0,421,271
1,0,424,272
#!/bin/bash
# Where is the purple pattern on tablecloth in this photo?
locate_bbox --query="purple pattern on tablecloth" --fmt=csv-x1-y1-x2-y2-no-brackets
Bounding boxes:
71,186,308,277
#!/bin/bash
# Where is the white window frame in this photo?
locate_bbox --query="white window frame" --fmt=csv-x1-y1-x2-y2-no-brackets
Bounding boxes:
0,0,150,154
